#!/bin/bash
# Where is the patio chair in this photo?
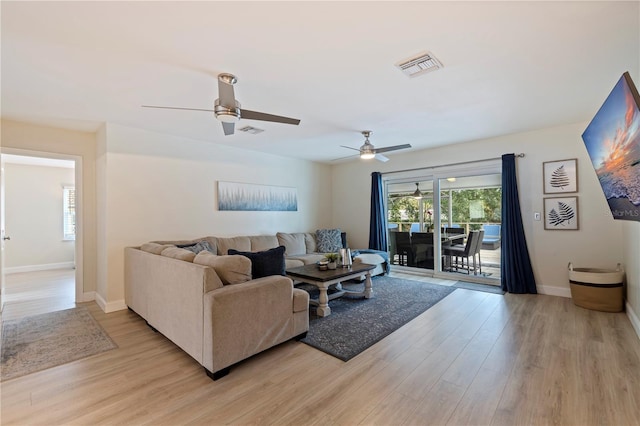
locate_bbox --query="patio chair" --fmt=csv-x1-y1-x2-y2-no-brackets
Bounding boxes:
411,232,434,269
443,230,481,274
410,223,421,233
394,232,414,266
472,230,484,274
481,224,501,250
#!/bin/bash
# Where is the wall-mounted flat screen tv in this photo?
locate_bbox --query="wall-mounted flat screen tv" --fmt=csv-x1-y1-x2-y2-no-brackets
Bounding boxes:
582,71,640,222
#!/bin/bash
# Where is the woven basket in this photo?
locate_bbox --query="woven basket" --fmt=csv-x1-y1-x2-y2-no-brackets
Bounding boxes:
568,263,624,312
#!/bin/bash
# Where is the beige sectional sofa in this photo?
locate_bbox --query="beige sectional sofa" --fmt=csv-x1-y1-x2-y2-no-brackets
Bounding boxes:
124,231,387,380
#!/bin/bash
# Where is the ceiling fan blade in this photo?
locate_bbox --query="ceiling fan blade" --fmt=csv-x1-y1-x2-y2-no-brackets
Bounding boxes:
222,122,235,136
340,145,361,152
141,105,215,112
332,153,359,162
374,144,412,154
375,154,390,162
240,109,300,125
217,75,236,107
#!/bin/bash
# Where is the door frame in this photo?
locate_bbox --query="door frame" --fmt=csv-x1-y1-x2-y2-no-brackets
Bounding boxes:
0,148,84,303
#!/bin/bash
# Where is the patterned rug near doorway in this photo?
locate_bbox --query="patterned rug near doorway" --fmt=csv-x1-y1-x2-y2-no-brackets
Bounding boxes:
296,276,456,361
1,306,117,381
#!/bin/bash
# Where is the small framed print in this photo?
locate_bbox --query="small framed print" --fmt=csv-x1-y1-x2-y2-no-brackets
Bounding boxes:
543,158,578,194
544,196,579,230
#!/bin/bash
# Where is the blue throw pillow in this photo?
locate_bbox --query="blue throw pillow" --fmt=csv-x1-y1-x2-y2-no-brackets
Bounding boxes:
316,228,343,253
177,241,215,254
228,246,286,279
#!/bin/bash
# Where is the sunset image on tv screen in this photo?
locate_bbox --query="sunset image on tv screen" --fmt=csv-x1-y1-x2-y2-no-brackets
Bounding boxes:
582,72,640,222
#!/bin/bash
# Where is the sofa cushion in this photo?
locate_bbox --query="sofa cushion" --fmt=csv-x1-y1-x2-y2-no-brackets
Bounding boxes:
152,237,218,254
193,251,252,285
249,235,279,252
140,242,174,255
228,246,286,279
304,233,317,254
316,228,343,253
277,232,307,255
285,258,305,269
160,247,197,262
177,240,216,254
216,236,251,255
286,253,327,265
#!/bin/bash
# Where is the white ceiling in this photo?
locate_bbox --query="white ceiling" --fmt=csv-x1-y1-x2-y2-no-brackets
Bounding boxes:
2,1,639,164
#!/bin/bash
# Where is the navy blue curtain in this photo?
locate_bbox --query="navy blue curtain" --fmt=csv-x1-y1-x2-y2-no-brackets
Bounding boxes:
368,172,388,251
501,154,537,294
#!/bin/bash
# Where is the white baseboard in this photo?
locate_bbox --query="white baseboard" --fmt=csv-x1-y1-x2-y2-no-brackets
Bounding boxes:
81,291,96,303
95,292,127,313
537,284,571,298
5,261,75,274
627,301,640,341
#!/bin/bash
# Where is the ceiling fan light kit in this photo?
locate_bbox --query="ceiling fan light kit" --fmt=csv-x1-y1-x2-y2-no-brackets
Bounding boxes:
359,131,376,159
335,131,411,162
142,73,300,136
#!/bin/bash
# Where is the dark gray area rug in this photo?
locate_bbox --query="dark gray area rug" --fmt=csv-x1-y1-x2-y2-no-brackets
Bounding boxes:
296,276,456,361
453,281,505,294
1,306,118,381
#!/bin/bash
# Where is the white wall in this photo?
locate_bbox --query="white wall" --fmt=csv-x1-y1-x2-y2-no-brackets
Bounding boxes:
98,123,332,309
331,122,625,296
623,221,640,336
3,163,75,270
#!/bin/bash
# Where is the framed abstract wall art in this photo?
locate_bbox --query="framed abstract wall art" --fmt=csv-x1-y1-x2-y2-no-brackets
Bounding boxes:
543,158,578,194
544,196,579,230
217,181,297,211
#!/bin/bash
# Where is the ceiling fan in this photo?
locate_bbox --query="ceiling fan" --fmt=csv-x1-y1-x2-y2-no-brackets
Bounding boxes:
338,131,411,162
142,73,300,136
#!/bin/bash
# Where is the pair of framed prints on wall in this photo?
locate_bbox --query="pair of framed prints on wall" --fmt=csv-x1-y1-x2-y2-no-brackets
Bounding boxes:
543,158,579,230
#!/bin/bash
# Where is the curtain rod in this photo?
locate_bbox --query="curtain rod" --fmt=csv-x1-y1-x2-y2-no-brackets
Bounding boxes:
380,153,525,176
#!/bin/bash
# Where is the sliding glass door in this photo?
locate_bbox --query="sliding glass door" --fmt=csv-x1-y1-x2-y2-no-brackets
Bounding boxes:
437,173,502,282
386,179,434,268
385,162,501,284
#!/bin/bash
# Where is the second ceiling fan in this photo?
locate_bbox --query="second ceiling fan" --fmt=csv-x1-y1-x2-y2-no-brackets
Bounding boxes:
142,73,300,136
339,131,411,162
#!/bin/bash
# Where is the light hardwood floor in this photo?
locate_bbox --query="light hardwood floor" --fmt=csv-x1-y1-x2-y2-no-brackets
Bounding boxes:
1,269,76,321
1,270,640,425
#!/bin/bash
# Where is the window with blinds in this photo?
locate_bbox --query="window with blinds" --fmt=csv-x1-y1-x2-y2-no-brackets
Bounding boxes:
63,186,76,241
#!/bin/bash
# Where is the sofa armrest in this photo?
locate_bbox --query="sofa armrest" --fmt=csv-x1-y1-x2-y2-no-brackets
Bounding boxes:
202,275,299,373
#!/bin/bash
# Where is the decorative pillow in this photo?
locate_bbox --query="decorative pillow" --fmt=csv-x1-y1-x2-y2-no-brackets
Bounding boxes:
193,251,252,285
316,229,343,253
228,246,286,279
177,240,215,254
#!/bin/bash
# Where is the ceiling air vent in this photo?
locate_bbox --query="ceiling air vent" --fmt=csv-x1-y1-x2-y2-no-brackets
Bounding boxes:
237,125,264,134
396,51,443,78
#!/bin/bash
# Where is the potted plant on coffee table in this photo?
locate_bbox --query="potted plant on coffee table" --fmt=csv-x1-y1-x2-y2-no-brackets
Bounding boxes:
324,253,340,270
